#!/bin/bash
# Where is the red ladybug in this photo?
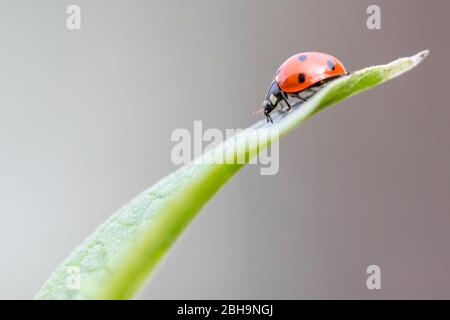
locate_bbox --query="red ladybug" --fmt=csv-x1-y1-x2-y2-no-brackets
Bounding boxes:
262,52,348,123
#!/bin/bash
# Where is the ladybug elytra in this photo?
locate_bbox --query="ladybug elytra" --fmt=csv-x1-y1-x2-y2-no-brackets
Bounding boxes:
262,52,348,123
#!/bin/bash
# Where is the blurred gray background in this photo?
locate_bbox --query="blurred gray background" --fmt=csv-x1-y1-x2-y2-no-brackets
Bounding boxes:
0,0,449,299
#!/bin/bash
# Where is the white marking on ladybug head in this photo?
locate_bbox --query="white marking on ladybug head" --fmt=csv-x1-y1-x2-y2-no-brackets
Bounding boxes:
269,94,277,105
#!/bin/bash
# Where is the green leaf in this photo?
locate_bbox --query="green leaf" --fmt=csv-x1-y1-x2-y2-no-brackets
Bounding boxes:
35,50,429,299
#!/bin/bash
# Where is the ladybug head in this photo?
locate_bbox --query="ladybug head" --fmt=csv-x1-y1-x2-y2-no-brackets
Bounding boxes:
262,99,272,110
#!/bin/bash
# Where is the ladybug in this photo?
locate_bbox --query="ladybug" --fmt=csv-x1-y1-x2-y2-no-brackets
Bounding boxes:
262,52,348,123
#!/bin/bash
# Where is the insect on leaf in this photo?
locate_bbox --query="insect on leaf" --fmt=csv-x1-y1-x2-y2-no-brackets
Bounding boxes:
36,50,429,300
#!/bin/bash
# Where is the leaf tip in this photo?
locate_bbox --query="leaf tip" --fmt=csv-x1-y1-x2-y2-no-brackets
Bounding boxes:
412,49,430,65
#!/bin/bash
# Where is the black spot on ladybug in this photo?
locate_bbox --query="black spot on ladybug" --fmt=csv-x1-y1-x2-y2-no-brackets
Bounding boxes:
298,54,307,62
327,59,335,71
298,73,306,83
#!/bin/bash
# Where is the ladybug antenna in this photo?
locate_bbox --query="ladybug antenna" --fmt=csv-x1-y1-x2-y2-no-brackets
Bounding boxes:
252,108,264,116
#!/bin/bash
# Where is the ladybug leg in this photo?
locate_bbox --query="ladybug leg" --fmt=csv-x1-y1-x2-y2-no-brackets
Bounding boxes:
278,92,291,112
282,93,292,111
280,99,291,112
285,99,292,111
296,94,307,102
